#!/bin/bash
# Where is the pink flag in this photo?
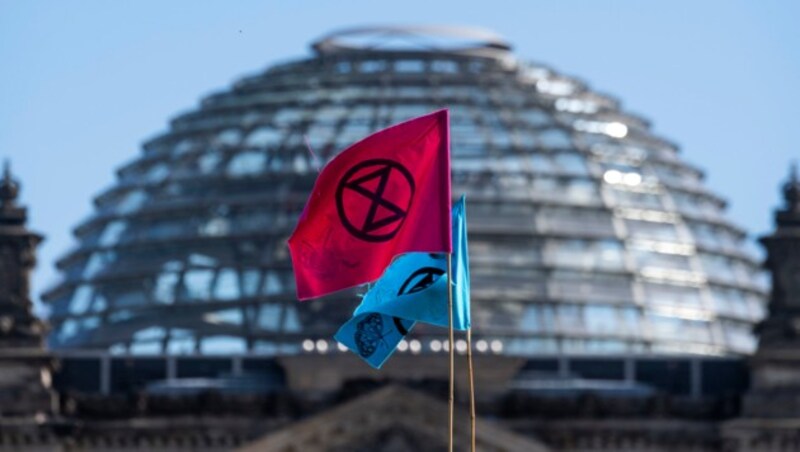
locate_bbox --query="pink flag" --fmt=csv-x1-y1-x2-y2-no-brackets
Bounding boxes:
288,110,451,300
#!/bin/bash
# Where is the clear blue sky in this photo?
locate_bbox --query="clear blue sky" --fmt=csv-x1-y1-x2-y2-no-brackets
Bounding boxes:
1,0,798,304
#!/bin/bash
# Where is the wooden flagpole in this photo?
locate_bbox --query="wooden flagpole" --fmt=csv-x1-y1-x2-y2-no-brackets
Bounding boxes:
447,253,455,452
467,328,476,452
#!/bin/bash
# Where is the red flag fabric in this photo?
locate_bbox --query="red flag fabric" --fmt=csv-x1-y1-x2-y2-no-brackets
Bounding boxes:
288,109,452,300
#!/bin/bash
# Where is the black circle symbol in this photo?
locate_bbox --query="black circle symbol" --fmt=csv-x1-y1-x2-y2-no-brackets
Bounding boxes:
397,267,446,296
336,159,415,242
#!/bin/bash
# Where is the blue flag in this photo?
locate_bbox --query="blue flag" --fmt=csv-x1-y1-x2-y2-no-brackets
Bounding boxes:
334,196,470,368
451,197,470,330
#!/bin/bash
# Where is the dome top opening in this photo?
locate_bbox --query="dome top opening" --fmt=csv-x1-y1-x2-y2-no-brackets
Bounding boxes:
311,25,512,57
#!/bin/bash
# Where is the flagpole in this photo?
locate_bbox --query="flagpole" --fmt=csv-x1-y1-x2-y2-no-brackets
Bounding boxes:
467,328,476,452
447,253,455,452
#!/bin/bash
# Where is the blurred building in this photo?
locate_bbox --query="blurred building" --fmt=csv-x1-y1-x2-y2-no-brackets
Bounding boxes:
43,26,766,358
0,163,56,418
1,26,797,452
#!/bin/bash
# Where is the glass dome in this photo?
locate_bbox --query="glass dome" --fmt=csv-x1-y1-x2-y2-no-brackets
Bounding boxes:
43,26,767,357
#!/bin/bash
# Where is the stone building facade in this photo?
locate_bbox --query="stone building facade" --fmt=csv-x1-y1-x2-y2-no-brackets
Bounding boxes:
0,163,55,419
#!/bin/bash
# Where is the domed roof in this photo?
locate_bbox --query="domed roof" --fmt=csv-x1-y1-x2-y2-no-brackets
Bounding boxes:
43,26,766,357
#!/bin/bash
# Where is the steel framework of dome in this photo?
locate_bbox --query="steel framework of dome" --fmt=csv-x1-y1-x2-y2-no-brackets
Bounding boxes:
43,26,767,357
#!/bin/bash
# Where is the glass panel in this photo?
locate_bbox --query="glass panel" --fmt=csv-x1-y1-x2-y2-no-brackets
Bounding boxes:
360,60,386,73
227,151,266,176
133,326,166,341
205,308,243,325
315,105,348,122
242,269,262,297
395,60,424,72
258,304,282,331
584,340,629,353
555,98,599,114
100,220,128,246
643,283,703,309
553,153,587,174
199,217,230,237
431,60,458,73
537,207,615,236
648,314,711,343
530,153,555,172
609,189,663,210
153,271,179,304
83,252,113,278
632,249,692,271
558,304,584,332
116,190,147,214
519,305,556,333
547,239,624,270
584,305,619,334
215,128,241,146
198,152,222,174
699,253,751,284
173,138,197,155
262,272,283,295
489,128,512,148
145,163,170,183
92,294,108,313
471,239,542,266
201,336,246,354
625,219,680,241
549,271,633,302
283,305,301,332
620,307,641,335
113,286,149,308
671,192,724,219
538,128,571,148
293,154,309,174
506,338,559,355
213,268,240,300
183,269,215,300
390,105,433,123
518,109,551,127
335,61,351,73
305,124,337,148
130,342,161,355
710,287,751,319
721,320,757,352
69,285,94,315
56,320,78,343
335,123,372,148
245,126,282,147
167,331,196,354
108,309,134,323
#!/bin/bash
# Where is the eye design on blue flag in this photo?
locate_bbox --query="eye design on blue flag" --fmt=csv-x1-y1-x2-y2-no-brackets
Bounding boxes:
397,267,446,295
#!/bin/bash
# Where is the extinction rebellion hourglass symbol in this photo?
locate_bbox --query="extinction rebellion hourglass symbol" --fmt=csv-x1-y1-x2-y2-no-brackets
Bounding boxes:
336,159,416,242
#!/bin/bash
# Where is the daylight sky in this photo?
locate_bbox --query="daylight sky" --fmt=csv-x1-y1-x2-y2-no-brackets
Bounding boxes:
1,0,798,302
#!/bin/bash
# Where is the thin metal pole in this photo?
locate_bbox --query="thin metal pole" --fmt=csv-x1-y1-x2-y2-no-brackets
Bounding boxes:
467,328,476,452
447,253,455,452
